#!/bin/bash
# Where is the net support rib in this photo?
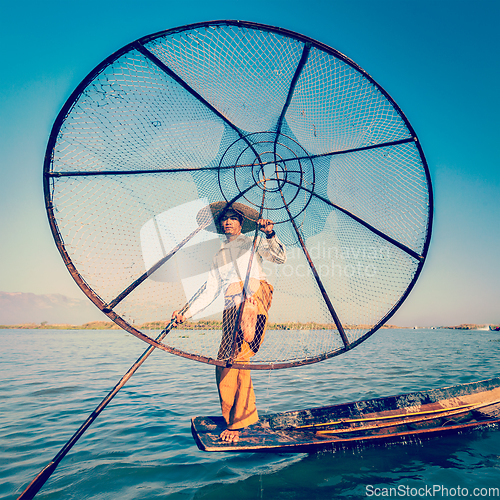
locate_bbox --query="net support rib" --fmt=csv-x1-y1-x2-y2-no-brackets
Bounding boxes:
283,179,424,262
271,45,348,346
275,42,311,137
278,181,349,347
270,43,349,346
105,223,208,311
46,138,415,178
273,43,310,194
135,40,269,191
105,184,260,311
305,137,415,162
289,215,350,348
46,165,235,178
134,41,247,142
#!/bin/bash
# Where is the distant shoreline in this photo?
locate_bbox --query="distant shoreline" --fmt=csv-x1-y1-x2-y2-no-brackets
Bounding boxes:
0,321,496,331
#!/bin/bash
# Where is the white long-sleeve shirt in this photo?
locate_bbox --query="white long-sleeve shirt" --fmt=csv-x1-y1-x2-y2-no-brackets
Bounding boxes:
186,233,286,319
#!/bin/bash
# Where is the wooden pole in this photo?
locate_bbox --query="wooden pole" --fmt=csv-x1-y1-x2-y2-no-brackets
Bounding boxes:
17,285,205,500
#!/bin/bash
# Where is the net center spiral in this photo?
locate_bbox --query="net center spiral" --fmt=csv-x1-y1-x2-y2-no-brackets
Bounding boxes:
218,131,315,223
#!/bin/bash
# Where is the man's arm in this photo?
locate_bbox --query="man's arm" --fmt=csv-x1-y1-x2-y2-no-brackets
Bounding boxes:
257,219,286,264
172,255,222,323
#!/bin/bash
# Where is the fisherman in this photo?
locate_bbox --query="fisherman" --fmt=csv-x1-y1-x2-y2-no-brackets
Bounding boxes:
172,202,286,443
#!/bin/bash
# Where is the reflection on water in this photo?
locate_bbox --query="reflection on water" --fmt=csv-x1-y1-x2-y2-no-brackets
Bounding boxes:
1,328,499,499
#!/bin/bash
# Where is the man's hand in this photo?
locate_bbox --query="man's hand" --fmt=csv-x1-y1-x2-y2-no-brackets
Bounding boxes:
258,218,274,235
171,310,186,324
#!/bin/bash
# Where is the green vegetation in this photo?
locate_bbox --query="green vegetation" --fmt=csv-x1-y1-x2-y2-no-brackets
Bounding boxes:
0,321,121,330
2,321,493,331
2,320,401,330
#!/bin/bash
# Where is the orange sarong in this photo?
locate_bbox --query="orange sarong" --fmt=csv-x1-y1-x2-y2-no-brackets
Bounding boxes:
215,280,273,430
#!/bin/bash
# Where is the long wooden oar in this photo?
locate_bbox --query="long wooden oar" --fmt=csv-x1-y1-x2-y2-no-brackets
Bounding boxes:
17,285,205,500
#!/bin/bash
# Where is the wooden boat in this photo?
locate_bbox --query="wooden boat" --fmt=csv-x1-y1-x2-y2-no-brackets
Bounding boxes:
192,377,500,453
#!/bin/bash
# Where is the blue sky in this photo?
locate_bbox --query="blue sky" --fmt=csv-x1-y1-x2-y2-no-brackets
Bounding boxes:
0,0,498,326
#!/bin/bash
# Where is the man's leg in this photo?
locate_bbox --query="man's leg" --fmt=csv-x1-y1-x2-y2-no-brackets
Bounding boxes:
216,365,258,442
215,281,273,442
240,297,258,342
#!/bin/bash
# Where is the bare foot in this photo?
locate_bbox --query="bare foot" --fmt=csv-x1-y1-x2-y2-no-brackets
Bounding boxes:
220,428,240,443
241,296,258,342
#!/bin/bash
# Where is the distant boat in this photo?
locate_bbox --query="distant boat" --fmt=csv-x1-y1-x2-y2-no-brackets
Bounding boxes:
489,325,500,332
192,377,500,453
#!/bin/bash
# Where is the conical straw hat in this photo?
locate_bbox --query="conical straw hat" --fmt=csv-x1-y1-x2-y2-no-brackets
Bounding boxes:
196,201,259,233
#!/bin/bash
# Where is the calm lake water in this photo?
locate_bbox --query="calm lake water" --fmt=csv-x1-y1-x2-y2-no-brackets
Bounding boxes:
2,328,500,499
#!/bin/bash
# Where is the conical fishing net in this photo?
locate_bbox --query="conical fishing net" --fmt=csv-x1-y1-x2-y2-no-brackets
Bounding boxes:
45,21,432,369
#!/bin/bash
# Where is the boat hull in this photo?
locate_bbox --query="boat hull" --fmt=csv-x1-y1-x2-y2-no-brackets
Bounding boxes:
191,377,500,453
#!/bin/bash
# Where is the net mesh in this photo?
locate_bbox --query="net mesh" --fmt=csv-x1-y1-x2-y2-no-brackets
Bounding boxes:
45,21,431,369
